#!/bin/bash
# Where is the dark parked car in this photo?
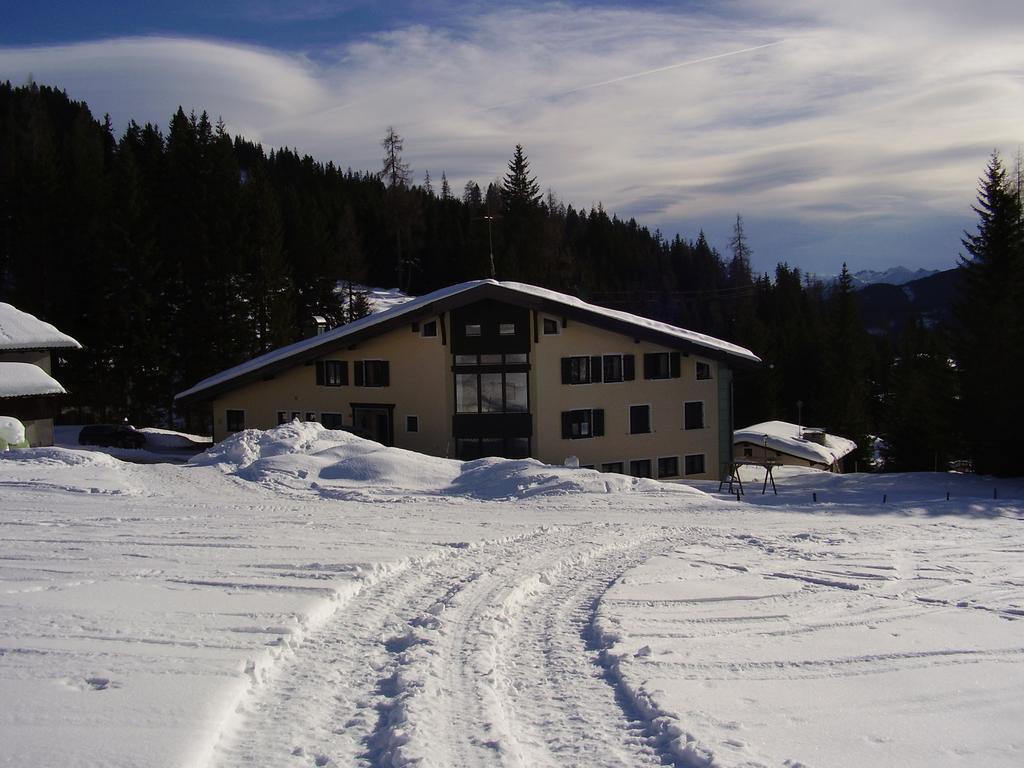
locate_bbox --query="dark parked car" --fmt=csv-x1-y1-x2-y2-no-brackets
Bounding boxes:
78,424,147,449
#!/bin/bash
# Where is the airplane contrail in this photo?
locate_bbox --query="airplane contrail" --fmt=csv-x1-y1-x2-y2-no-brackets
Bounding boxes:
478,40,786,114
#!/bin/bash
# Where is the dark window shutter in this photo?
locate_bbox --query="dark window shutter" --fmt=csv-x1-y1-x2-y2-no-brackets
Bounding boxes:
670,352,681,378
561,357,572,384
561,411,573,439
340,361,349,385
590,356,603,383
381,361,390,386
643,353,654,379
315,361,325,386
623,354,635,380
354,361,365,386
593,409,605,437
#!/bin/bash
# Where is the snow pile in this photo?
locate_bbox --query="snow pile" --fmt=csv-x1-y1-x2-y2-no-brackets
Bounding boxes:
734,419,856,466
137,427,211,449
0,361,66,398
192,422,688,499
0,416,26,447
0,302,81,350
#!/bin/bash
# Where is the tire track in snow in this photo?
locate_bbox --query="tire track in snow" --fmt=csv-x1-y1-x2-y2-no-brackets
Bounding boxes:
211,523,677,768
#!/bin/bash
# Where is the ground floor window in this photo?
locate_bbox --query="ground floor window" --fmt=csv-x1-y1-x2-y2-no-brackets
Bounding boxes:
456,436,530,460
684,453,706,475
226,409,245,432
601,461,624,474
658,456,679,478
277,411,288,425
321,412,344,429
406,415,419,432
630,458,652,478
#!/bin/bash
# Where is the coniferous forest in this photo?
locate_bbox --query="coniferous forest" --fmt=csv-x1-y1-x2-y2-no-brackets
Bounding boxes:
1,83,1021,475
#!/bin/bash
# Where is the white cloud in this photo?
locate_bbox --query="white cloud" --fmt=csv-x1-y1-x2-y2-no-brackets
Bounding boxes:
2,3,1023,271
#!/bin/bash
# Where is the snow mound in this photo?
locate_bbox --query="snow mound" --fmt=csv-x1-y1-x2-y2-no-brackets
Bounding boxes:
0,416,26,446
2,446,126,469
192,422,693,500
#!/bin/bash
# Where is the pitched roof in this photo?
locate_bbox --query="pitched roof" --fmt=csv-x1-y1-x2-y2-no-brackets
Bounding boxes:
0,303,81,351
734,420,857,466
176,280,760,404
0,362,67,398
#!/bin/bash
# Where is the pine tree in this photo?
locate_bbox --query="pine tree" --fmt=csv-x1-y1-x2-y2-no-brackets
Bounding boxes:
500,144,541,214
380,126,411,189
440,172,451,200
955,151,1024,475
422,169,433,196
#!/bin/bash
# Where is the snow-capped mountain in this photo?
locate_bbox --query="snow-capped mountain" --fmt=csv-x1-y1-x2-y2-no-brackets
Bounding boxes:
850,267,939,288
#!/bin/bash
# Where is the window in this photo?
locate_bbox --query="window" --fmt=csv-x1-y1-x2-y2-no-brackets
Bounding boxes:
684,401,705,430
630,459,652,478
321,413,344,429
542,317,559,335
643,352,681,380
226,409,245,432
499,322,516,336
421,320,438,337
305,412,316,422
505,353,528,364
561,409,605,440
291,411,301,420
465,324,481,336
455,354,477,365
277,411,288,425
456,436,530,460
354,360,389,387
696,361,712,380
456,371,529,413
315,360,348,386
629,404,651,434
743,446,753,458
658,456,679,478
406,415,419,432
562,356,603,385
602,462,624,474
684,453,706,476
603,355,623,382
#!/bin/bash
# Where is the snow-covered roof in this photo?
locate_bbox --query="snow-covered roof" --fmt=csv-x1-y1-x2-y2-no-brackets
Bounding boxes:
177,280,760,402
0,362,67,398
0,303,81,351
734,420,857,466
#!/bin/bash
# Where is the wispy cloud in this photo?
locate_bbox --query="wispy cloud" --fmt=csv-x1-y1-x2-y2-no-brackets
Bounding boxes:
2,3,1023,271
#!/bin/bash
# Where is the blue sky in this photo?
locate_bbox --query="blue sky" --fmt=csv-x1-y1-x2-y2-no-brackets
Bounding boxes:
4,1,1024,276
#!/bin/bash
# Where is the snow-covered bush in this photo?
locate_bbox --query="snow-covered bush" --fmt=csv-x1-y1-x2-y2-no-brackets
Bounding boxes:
0,416,27,449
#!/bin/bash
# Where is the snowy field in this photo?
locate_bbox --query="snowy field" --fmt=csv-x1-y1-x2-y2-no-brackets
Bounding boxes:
1,423,1022,768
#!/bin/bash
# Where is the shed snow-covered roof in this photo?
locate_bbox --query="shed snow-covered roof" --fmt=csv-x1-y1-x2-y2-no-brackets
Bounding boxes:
0,303,81,351
734,420,856,466
177,279,760,403
0,362,67,398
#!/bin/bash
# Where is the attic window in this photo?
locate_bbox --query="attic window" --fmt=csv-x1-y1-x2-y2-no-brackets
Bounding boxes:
696,361,712,380
421,320,438,337
542,317,559,335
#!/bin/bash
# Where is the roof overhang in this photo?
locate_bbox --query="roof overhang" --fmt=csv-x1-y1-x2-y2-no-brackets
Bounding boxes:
176,281,760,406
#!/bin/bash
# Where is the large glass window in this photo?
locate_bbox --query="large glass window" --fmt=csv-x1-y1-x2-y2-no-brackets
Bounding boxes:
454,353,529,413
456,374,479,413
505,372,528,412
480,373,504,413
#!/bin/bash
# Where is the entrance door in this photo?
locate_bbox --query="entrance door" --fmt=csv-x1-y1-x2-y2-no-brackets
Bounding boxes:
351,405,394,446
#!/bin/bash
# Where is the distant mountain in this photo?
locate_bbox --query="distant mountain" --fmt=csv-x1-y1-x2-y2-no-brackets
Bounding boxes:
850,267,939,288
854,268,960,337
